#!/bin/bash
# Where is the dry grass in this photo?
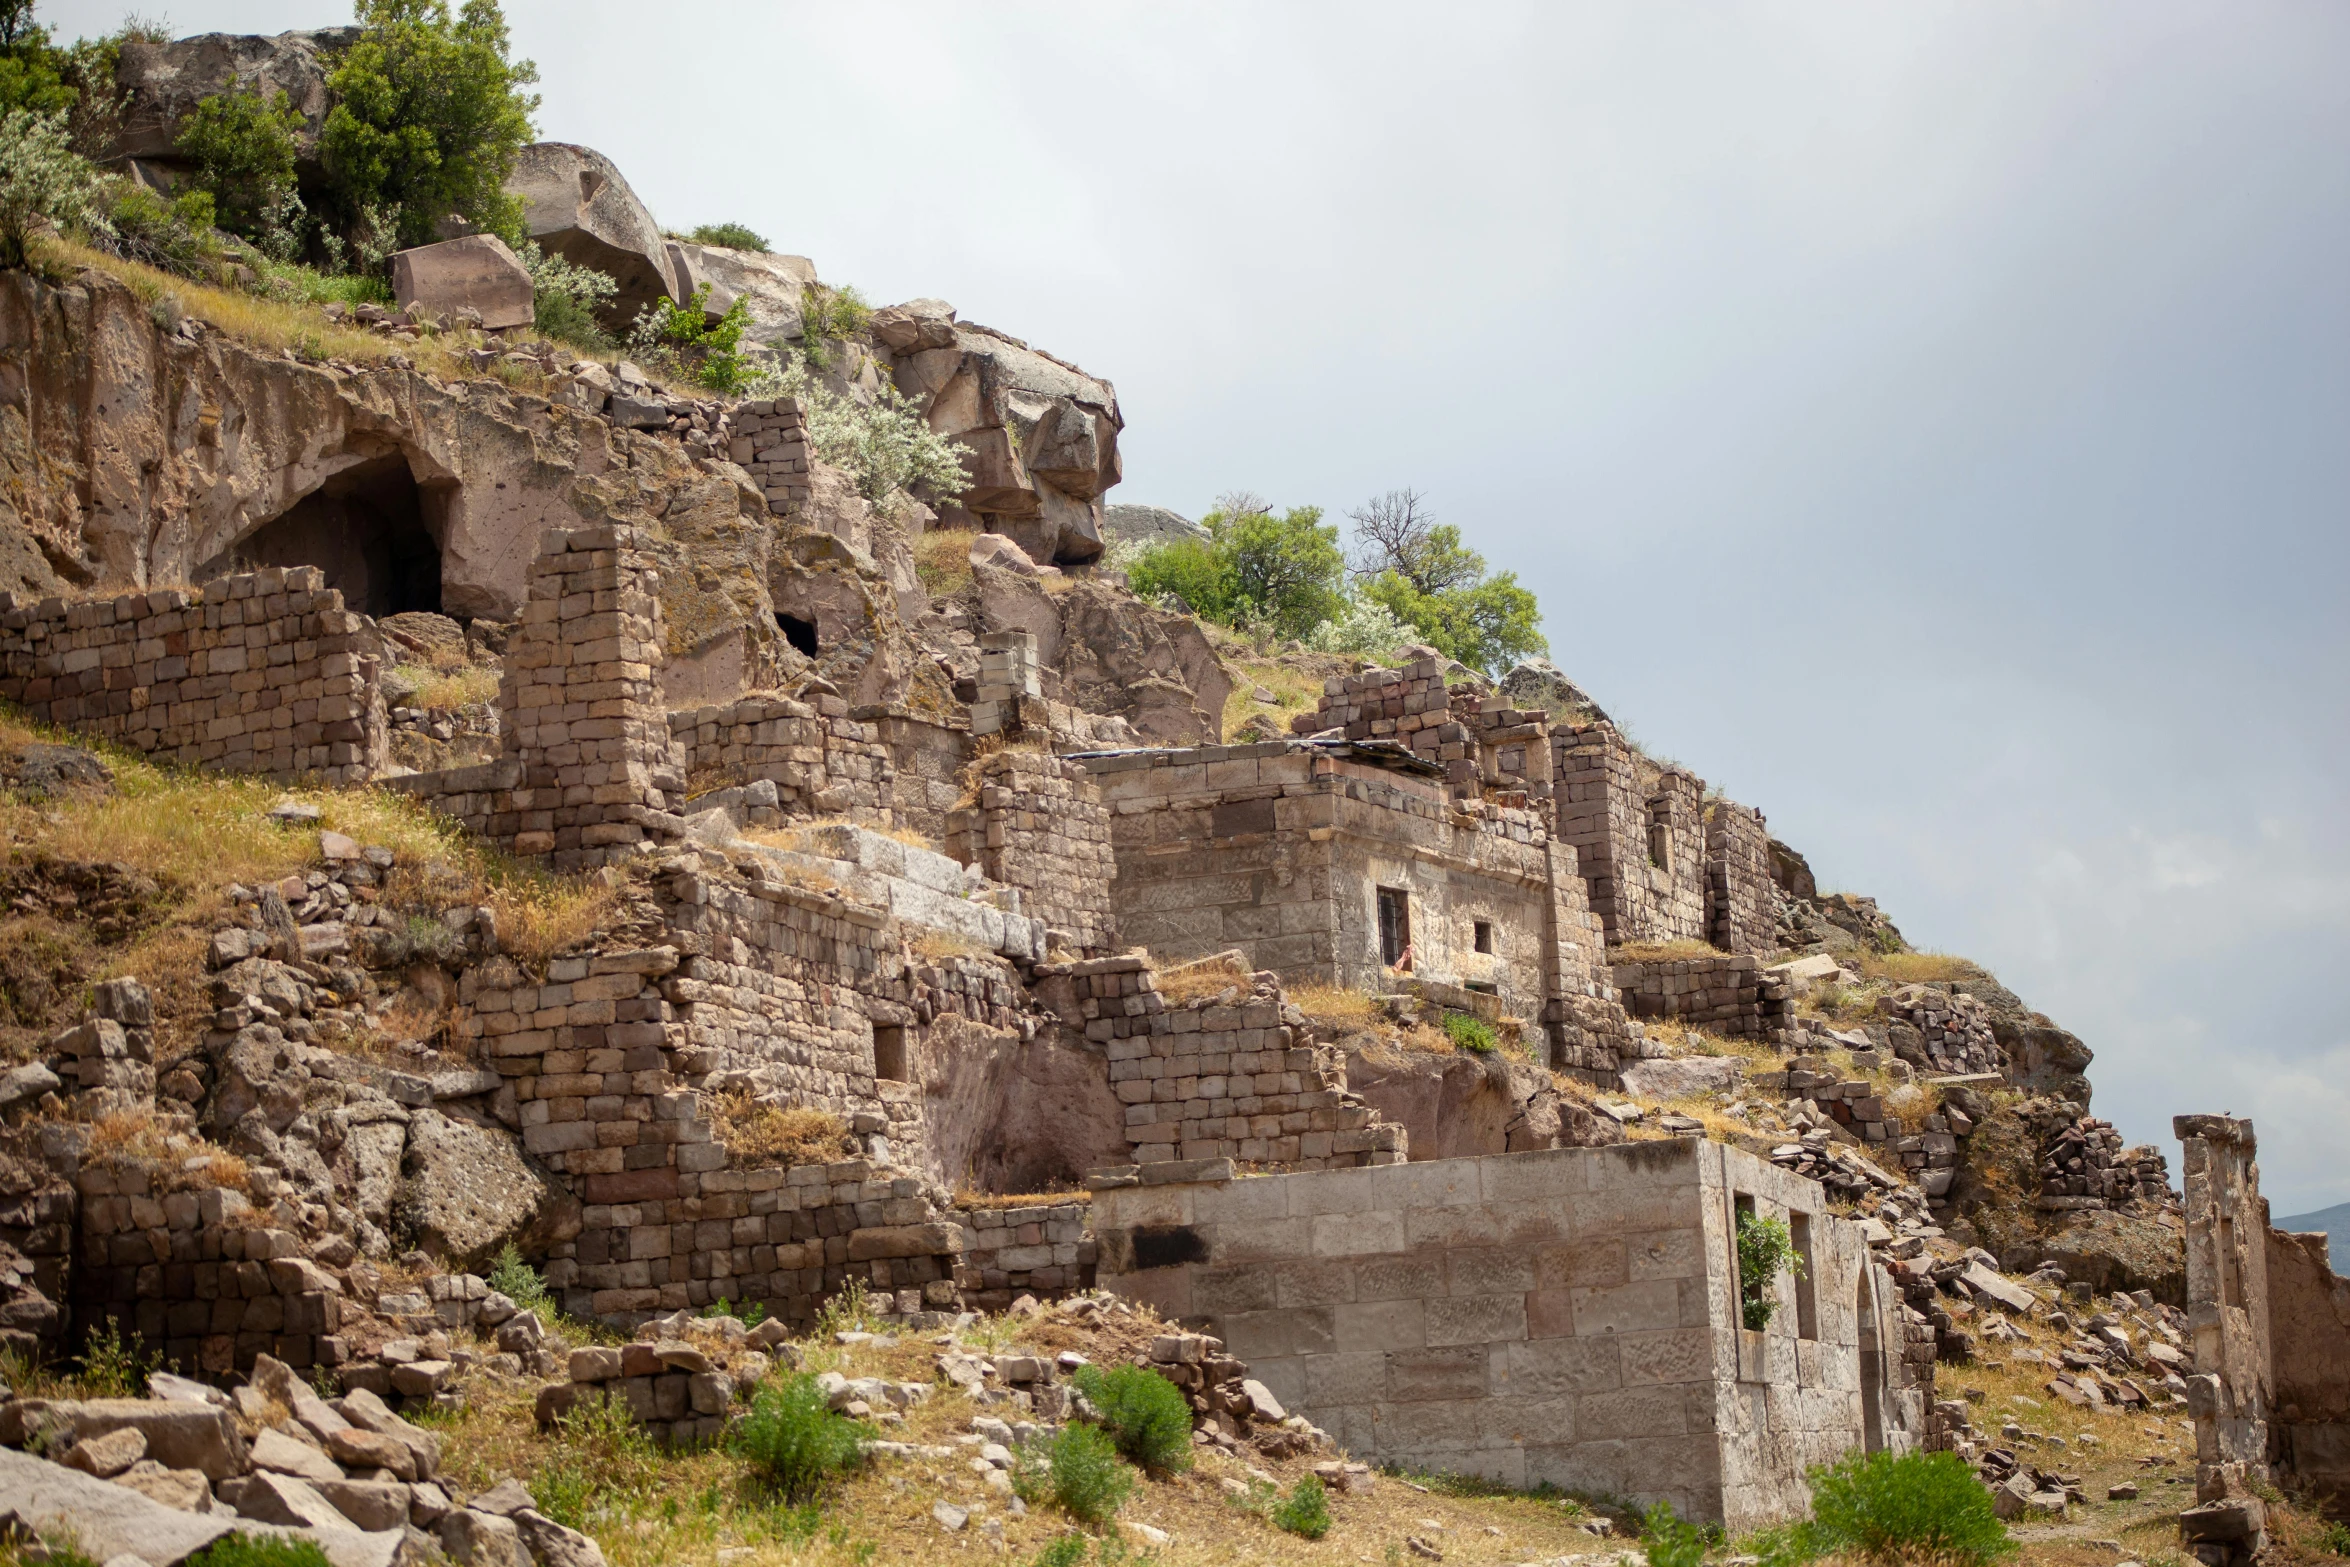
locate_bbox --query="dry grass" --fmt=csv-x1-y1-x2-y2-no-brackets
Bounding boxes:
38,236,486,381
75,1106,252,1196
1219,655,1327,743
1154,950,1250,1004
1609,939,1723,964
908,928,986,964
402,664,501,711
1859,950,1980,985
1288,984,1381,1030
707,1092,854,1169
911,528,978,597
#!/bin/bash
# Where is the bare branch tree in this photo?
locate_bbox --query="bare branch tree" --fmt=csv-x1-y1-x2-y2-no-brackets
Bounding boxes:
1210,489,1271,525
1346,488,1432,581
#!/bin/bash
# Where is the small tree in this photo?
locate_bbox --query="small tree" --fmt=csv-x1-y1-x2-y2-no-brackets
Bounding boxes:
1735,1208,1804,1331
176,86,304,253
321,0,539,252
1344,488,1548,676
0,106,106,266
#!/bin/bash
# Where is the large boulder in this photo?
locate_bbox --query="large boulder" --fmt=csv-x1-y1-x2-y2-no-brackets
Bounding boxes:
391,236,535,331
1101,504,1205,551
395,1109,580,1268
107,30,354,183
890,314,1123,565
507,142,680,329
665,242,816,346
1498,658,1608,725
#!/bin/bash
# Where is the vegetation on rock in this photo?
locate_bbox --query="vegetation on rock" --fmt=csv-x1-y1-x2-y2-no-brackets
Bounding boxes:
733,1372,867,1502
1070,1363,1193,1474
687,220,768,251
1735,1207,1803,1330
0,105,102,266
1757,1449,2015,1567
176,85,304,254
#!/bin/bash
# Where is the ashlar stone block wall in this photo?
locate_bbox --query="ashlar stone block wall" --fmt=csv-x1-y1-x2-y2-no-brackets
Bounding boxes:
2265,1226,2350,1518
0,566,385,783
1705,801,1782,955
1554,723,1707,948
1611,954,1791,1040
944,747,1118,956
1092,1139,1913,1531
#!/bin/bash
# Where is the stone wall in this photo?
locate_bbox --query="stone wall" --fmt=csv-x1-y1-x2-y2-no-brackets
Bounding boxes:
1705,801,1781,955
1091,1139,1916,1530
944,748,1118,956
1610,954,1791,1040
1301,658,1485,798
1037,954,1405,1170
0,568,385,784
667,693,894,818
2265,1226,2350,1518
1553,723,1707,948
952,1199,1095,1311
723,397,812,518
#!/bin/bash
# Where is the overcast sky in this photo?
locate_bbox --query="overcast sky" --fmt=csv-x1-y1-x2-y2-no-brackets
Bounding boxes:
58,1,2350,1214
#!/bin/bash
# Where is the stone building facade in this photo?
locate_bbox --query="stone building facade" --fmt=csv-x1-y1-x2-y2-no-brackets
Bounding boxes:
1092,1138,1924,1530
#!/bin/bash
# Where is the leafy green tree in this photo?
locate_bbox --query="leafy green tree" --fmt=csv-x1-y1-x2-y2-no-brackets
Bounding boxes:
321,0,539,252
176,87,303,250
1128,492,1346,639
1346,488,1546,675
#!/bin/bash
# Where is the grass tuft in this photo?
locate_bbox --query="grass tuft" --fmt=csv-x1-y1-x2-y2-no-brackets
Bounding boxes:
1070,1364,1192,1474
1011,1422,1133,1527
707,1091,855,1169
732,1373,866,1503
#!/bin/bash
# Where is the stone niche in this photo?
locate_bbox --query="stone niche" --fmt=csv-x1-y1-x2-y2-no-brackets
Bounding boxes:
208,453,453,620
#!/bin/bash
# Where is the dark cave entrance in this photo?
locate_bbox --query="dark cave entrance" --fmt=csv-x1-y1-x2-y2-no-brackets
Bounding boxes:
238,456,443,618
775,612,819,657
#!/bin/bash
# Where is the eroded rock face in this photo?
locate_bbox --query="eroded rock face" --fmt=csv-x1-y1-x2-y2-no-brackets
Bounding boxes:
1343,1046,1617,1159
666,242,816,347
1498,658,1608,725
108,29,354,181
391,236,535,331
1101,504,1203,550
508,142,681,329
889,309,1123,566
0,268,785,697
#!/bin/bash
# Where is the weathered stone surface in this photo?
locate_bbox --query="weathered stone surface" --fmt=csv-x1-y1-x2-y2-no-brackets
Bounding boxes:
250,1427,343,1483
108,30,352,175
512,1508,608,1567
1497,658,1608,724
218,1470,348,1531
1101,504,1204,550
664,242,815,346
392,236,535,331
441,1508,530,1567
68,1401,245,1482
110,1460,212,1514
397,1107,582,1268
62,1426,148,1478
507,143,679,328
0,1447,400,1567
1617,1056,1746,1100
311,1478,410,1533
324,1427,414,1481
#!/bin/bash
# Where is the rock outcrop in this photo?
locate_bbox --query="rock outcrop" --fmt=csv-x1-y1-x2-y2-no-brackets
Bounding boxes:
107,29,354,187
508,142,682,329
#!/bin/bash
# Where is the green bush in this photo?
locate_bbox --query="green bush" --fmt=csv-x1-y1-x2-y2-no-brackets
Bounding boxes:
2315,1520,2350,1558
1443,1011,1497,1053
1029,1536,1088,1567
74,1315,155,1398
704,1295,768,1327
0,105,106,267
175,86,303,253
732,1373,865,1502
99,180,222,277
1272,1475,1332,1539
1011,1423,1133,1527
1345,489,1545,676
518,239,614,349
529,1391,656,1530
486,1242,550,1311
185,1536,333,1567
1071,1363,1192,1474
1777,1449,2013,1567
1126,493,1346,640
797,281,869,365
629,284,756,394
760,358,969,507
1735,1210,1803,1331
1641,1500,1710,1567
688,222,767,252
321,0,540,251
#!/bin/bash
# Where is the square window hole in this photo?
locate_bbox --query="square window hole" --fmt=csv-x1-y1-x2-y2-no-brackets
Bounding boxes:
872,1023,908,1082
1473,920,1493,954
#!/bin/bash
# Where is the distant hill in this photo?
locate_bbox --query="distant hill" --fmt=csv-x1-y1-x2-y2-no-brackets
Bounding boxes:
2276,1201,2350,1261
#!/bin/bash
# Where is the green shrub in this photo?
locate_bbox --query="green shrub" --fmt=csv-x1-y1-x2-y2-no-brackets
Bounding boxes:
688,222,767,252
0,105,107,267
99,180,221,277
175,85,303,254
1029,1536,1089,1567
1443,1011,1498,1053
1272,1475,1332,1539
518,239,614,349
486,1242,550,1311
758,358,969,507
250,255,394,308
532,1389,660,1530
797,280,869,364
1071,1363,1192,1474
1787,1449,2014,1567
732,1373,865,1502
1735,1209,1804,1331
321,0,539,251
1641,1500,1710,1567
185,1536,333,1567
704,1295,768,1328
2315,1520,2350,1558
629,284,755,393
1126,494,1345,640
1346,489,1546,676
75,1315,155,1398
1011,1423,1132,1527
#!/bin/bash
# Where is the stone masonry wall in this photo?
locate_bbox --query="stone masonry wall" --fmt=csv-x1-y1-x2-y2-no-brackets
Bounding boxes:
1610,954,1791,1040
944,748,1118,956
723,396,813,518
0,567,385,784
1092,1139,1909,1531
1043,953,1406,1170
1301,657,1485,799
2264,1226,2350,1517
1554,723,1705,948
1705,801,1781,955
952,1199,1095,1311
2176,1115,2272,1507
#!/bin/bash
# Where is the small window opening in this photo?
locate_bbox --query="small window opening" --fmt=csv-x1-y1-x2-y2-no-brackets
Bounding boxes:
776,612,820,657
1791,1211,1818,1340
1473,920,1493,954
1648,797,1675,873
2218,1213,2244,1310
1377,887,1411,968
872,1023,908,1083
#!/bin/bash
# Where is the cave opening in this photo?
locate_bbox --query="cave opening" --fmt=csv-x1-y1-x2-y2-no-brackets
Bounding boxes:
237,455,443,618
775,612,819,657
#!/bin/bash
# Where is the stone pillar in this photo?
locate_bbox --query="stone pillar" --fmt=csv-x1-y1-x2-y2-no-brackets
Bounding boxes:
970,629,1044,738
2175,1113,2271,1565
502,525,684,869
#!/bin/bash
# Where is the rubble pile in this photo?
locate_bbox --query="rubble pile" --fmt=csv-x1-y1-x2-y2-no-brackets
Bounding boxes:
2027,1103,2176,1211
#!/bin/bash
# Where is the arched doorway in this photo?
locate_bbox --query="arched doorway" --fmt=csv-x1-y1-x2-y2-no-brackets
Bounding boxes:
233,456,444,618
1857,1266,1887,1453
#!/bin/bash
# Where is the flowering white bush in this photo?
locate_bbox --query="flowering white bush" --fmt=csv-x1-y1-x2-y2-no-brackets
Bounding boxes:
755,358,970,508
0,108,108,267
1304,594,1415,659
